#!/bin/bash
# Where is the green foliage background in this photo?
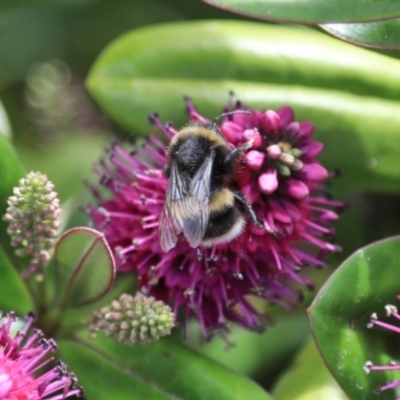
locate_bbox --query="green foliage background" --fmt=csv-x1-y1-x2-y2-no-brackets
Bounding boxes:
2,1,400,399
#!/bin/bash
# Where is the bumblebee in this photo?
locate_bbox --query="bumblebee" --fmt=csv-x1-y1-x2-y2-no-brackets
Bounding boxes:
159,111,263,253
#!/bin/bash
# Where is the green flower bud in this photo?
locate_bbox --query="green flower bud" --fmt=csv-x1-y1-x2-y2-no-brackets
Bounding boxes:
89,293,175,346
3,172,60,267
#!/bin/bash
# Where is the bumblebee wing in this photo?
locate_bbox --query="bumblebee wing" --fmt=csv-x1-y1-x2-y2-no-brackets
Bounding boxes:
182,150,214,248
159,162,188,252
159,151,214,251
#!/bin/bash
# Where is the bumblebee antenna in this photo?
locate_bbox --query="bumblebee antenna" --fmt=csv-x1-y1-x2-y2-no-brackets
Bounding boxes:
211,110,250,130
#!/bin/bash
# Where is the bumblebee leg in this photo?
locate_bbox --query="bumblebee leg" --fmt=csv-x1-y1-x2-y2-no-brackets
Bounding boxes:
232,192,263,228
233,192,279,237
224,139,254,165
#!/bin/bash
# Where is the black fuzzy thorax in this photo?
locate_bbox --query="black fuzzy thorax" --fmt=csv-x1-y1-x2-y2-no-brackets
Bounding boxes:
166,130,233,192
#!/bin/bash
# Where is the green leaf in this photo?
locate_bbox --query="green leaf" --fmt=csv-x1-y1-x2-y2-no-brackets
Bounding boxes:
87,21,400,114
60,333,273,400
322,19,400,50
0,135,26,268
308,236,400,400
53,227,115,308
0,245,32,314
272,339,348,400
189,312,309,380
202,0,400,24
0,99,12,139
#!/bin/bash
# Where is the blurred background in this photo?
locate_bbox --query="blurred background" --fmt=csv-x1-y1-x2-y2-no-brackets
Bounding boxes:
0,0,247,200
2,0,400,395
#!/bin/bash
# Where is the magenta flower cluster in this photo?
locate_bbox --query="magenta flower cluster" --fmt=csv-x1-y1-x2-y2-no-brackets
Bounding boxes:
0,312,82,399
86,98,344,338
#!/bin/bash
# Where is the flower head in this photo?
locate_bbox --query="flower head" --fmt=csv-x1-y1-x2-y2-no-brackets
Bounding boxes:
3,172,61,270
0,311,82,399
89,293,175,345
86,97,344,338
364,297,400,396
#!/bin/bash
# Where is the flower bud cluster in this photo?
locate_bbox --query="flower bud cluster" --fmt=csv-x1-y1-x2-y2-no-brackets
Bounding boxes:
3,171,61,266
89,293,175,345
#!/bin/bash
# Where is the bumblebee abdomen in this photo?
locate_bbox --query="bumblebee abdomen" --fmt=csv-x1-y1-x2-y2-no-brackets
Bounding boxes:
202,189,245,246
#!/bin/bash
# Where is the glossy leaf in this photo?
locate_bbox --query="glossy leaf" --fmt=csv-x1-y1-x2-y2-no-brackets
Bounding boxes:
53,227,115,308
202,0,400,24
60,333,273,400
87,21,400,111
0,134,26,268
190,312,309,380
308,236,400,400
272,339,348,400
322,19,400,50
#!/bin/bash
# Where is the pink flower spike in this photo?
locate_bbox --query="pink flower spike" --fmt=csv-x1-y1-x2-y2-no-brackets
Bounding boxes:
86,98,344,338
0,312,82,400
258,169,279,194
301,140,324,159
245,150,265,170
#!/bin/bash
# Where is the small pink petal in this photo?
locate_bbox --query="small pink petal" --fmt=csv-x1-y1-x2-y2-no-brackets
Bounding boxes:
262,110,280,133
245,150,265,170
285,179,309,199
221,121,244,144
242,182,259,203
243,128,263,148
236,166,252,187
267,144,282,159
277,106,295,129
250,110,264,126
302,140,324,158
285,122,300,139
258,169,278,194
298,121,315,140
318,210,339,222
232,110,251,128
300,163,328,181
